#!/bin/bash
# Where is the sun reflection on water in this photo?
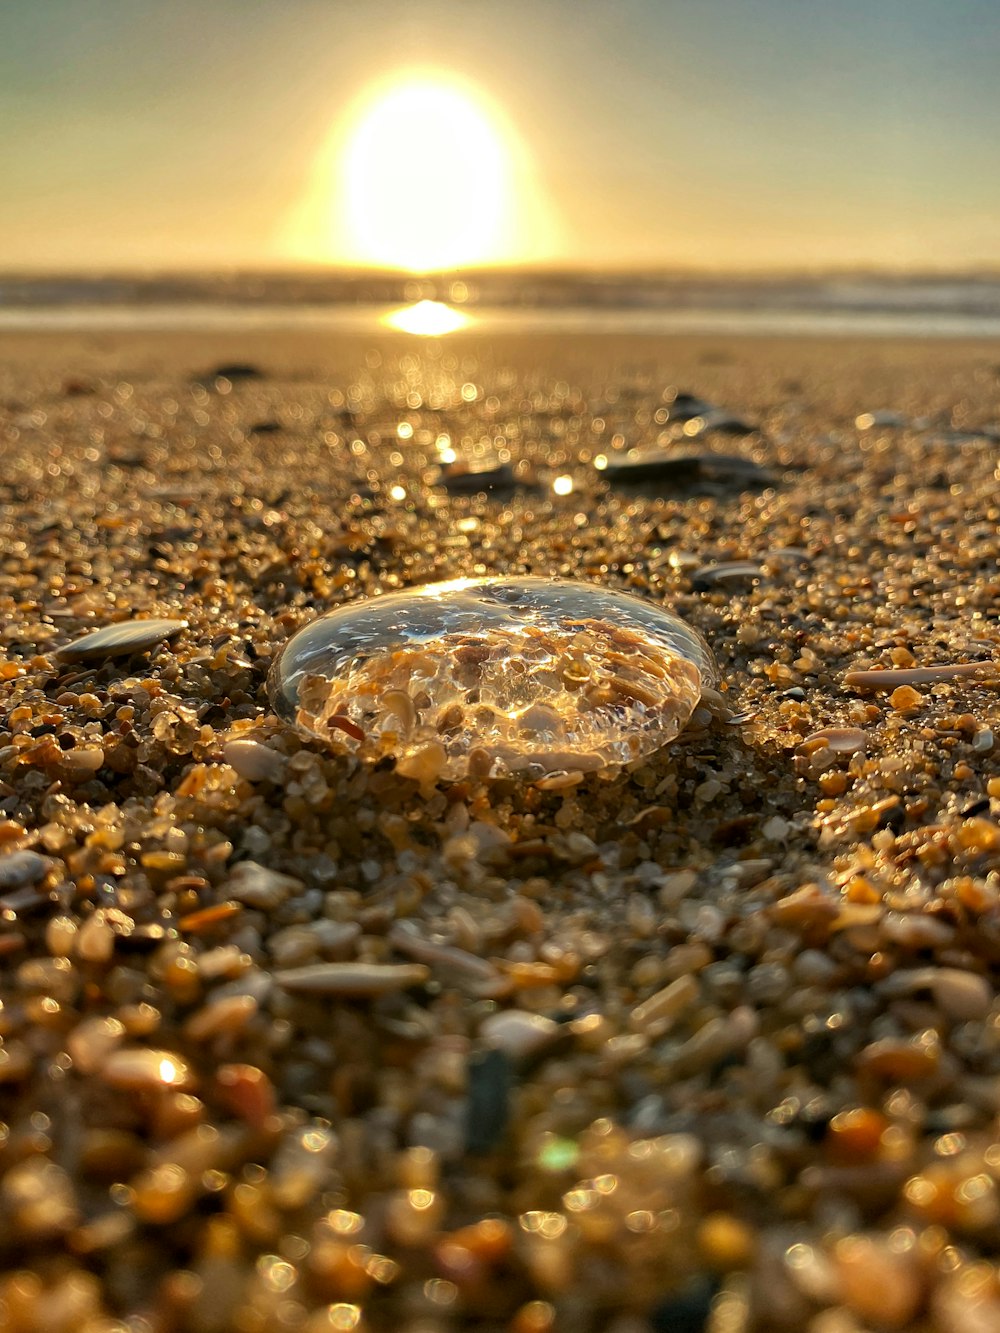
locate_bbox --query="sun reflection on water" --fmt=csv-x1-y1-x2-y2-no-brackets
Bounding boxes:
381,299,471,335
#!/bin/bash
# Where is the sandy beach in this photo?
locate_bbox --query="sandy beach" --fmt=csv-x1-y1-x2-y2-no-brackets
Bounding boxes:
2,327,999,1332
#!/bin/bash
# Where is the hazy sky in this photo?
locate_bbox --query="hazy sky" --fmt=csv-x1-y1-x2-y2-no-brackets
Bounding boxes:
3,0,998,272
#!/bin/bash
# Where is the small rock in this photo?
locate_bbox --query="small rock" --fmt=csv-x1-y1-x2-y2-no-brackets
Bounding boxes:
835,1234,921,1328
630,974,699,1035
67,1016,126,1074
480,1010,560,1060
225,860,303,910
56,618,187,662
223,739,286,783
272,961,430,996
214,1064,276,1127
957,817,1000,853
465,1047,512,1154
857,1034,940,1082
0,850,50,889
1,1159,80,1238
439,461,519,493
931,969,992,1021
210,363,263,381
76,910,116,965
101,1048,195,1091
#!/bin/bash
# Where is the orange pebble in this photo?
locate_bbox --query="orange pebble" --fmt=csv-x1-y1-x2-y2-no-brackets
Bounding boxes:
511,1301,556,1333
178,900,242,933
214,1064,276,1127
890,684,923,712
826,1107,889,1162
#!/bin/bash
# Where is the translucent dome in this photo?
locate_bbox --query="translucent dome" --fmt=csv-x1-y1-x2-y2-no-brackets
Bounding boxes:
267,577,717,782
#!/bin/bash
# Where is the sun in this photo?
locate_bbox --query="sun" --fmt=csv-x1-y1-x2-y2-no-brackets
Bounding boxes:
283,70,558,270
341,75,513,271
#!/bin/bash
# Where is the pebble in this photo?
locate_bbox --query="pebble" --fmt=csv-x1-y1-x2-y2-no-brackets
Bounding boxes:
629,974,699,1035
76,910,116,964
184,993,258,1041
225,860,304,910
389,923,500,982
834,1234,921,1328
929,969,993,1020
480,1010,561,1060
465,1047,512,1154
0,850,50,889
55,617,187,662
67,1016,126,1074
101,1047,195,1091
223,739,287,783
439,460,519,493
272,961,430,995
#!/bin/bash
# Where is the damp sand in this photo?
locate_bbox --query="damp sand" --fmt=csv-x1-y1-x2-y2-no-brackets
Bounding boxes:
1,329,999,1332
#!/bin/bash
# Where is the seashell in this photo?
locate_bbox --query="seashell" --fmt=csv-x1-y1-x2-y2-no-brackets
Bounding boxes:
55,618,187,662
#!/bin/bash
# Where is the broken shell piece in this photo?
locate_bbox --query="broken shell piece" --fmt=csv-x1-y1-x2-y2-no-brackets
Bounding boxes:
267,577,719,782
800,727,869,755
845,662,997,690
56,618,187,662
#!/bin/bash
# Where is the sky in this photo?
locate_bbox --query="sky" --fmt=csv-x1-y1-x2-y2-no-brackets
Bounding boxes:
2,0,999,273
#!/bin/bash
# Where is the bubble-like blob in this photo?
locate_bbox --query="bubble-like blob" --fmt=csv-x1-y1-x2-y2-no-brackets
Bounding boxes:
267,578,718,782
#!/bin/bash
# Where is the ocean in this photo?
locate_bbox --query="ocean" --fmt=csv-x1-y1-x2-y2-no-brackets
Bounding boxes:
1,271,999,337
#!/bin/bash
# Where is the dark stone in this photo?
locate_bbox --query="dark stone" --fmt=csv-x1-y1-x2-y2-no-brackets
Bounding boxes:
650,1274,720,1332
961,798,991,819
439,462,519,494
601,450,773,494
465,1048,512,1154
211,363,263,381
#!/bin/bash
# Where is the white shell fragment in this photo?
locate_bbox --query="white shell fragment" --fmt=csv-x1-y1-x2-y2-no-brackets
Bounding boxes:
267,577,719,781
844,662,997,690
55,618,187,662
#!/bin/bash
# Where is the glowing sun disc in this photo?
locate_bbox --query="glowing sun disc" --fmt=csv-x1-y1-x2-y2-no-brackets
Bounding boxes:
382,300,470,335
344,76,512,271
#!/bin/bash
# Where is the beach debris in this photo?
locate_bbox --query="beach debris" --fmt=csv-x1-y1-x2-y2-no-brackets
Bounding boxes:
0,849,51,889
662,390,714,421
800,727,869,755
222,739,287,783
465,1047,513,1154
437,459,520,493
598,449,773,491
268,577,719,781
480,1010,561,1060
101,1048,195,1092
855,410,906,430
272,961,430,996
933,425,1000,445
845,662,997,690
62,376,97,396
225,861,303,910
683,410,757,438
209,363,263,381
55,618,187,662
691,560,766,589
